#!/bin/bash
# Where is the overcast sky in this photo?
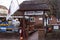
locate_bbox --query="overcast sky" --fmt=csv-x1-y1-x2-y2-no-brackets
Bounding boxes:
0,0,26,9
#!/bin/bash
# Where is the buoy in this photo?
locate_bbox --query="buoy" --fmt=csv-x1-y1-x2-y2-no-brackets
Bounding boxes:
20,28,24,40
20,37,23,40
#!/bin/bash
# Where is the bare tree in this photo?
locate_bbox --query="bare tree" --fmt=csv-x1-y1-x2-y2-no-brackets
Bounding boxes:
47,0,57,17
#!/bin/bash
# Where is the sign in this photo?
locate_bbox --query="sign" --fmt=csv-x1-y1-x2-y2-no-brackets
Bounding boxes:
53,25,59,29
0,27,6,29
19,29,22,33
39,18,43,20
24,11,43,15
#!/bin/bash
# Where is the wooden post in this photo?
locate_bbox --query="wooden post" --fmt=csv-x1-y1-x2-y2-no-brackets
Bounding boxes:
19,11,26,40
22,11,28,40
39,11,46,40
20,28,24,40
38,29,45,40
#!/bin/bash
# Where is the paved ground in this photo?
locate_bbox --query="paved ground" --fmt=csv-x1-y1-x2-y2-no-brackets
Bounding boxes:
1,31,60,40
0,33,19,40
27,31,60,40
28,31,38,40
46,32,60,40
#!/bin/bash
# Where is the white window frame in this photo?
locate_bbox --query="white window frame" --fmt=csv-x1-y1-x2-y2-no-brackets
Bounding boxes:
57,18,60,22
30,17,35,22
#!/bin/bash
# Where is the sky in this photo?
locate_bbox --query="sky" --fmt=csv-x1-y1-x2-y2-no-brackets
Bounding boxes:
0,0,32,20
0,0,27,20
0,0,26,9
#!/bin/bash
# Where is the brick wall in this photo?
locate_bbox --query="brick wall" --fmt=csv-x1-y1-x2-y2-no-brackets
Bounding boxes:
34,16,43,25
49,15,57,24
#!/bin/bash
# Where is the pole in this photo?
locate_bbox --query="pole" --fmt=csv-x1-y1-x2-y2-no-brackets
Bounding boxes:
22,11,28,40
20,27,24,40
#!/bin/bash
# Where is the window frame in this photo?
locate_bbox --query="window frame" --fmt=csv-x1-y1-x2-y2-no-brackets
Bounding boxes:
30,17,35,22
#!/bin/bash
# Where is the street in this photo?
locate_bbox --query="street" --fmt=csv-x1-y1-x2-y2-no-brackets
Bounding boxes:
28,31,38,40
0,33,19,40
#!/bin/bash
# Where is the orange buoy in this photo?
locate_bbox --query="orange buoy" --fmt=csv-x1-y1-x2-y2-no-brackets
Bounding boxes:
20,37,23,40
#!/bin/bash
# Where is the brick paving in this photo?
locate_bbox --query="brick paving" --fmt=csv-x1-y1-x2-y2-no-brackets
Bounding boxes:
46,32,60,40
26,31,60,40
28,31,38,40
1,31,60,40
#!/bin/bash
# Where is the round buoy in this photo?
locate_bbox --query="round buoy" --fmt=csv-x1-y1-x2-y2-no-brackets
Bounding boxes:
20,37,23,40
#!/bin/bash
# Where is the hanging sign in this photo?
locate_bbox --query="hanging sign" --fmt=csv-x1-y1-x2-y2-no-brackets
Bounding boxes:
53,25,59,29
24,11,43,15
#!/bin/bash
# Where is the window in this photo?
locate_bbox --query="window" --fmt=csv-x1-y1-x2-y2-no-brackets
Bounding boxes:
44,18,49,26
57,18,60,22
30,17,35,22
49,17,52,20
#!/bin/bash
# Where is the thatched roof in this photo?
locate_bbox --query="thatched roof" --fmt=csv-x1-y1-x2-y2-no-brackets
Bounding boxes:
13,1,50,16
19,1,50,11
12,11,23,16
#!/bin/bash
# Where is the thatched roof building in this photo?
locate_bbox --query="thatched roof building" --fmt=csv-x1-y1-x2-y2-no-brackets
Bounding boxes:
13,1,50,16
19,1,50,11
